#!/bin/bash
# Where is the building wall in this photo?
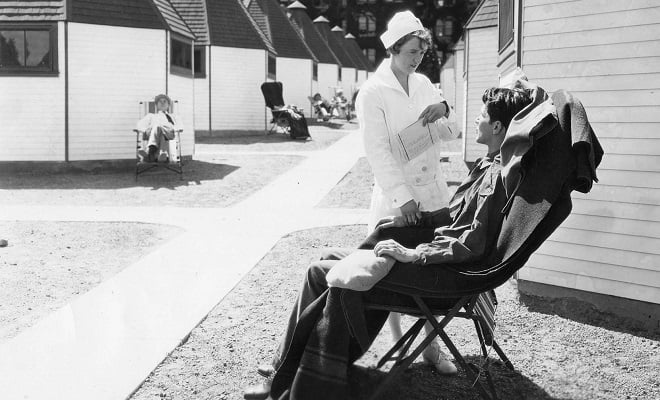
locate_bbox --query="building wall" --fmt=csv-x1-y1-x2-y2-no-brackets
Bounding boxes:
67,23,165,160
356,70,367,89
340,67,357,99
516,0,660,304
168,72,195,157
463,26,499,163
317,63,338,100
210,46,267,131
194,46,211,134
277,57,313,117
0,21,66,161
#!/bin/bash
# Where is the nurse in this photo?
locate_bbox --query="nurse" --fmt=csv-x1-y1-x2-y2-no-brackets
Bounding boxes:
354,10,458,374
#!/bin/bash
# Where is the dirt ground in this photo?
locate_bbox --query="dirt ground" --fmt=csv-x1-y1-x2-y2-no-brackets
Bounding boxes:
1,126,658,400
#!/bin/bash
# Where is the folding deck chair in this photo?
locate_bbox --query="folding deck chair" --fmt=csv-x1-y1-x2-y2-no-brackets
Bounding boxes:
361,89,603,400
134,99,184,180
260,81,311,139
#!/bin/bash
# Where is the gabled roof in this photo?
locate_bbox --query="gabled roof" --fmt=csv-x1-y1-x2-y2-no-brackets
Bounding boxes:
205,0,276,54
465,0,498,30
69,0,164,29
451,37,465,51
248,0,316,61
0,0,65,21
313,17,355,68
152,0,194,39
343,32,373,71
330,26,361,69
170,0,210,45
287,2,341,66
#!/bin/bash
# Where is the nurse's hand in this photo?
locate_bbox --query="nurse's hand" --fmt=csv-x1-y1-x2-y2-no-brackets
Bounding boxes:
419,101,449,126
374,239,419,263
400,200,421,226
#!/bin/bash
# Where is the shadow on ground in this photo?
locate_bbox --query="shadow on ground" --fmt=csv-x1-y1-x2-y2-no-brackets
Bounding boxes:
0,160,240,190
519,293,660,341
350,357,570,400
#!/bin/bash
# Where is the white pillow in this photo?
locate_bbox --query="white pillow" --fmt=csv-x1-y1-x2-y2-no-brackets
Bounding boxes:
326,250,396,291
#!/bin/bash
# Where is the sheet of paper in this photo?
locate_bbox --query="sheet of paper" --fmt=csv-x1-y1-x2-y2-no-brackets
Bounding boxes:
396,119,435,162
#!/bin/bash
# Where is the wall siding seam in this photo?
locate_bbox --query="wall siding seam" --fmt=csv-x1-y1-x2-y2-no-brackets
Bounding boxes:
524,5,660,23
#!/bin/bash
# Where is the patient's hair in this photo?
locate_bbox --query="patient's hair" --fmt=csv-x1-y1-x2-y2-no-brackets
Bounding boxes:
482,88,532,130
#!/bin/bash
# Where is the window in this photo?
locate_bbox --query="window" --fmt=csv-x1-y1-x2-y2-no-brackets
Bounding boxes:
435,19,444,38
443,18,454,37
171,37,192,75
498,0,514,52
358,12,376,37
193,45,206,78
312,62,318,81
267,53,276,79
0,23,57,74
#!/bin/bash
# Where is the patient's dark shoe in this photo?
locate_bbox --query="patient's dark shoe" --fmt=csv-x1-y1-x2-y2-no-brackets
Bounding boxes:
257,364,275,378
243,381,271,400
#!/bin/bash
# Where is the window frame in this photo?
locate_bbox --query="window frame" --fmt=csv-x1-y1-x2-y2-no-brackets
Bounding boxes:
0,22,58,76
498,0,514,54
170,35,193,77
312,61,318,81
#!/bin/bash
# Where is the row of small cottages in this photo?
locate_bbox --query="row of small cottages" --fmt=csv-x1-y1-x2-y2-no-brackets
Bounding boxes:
0,0,372,162
441,0,659,325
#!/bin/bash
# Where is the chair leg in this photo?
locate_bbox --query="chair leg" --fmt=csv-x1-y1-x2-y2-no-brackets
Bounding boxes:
415,296,495,400
376,319,425,368
491,340,514,370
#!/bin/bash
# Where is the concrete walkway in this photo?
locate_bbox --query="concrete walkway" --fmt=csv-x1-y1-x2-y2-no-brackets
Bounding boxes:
0,130,369,400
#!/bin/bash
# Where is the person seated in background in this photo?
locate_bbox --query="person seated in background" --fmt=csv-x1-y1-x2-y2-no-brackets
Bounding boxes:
243,86,534,400
136,94,181,163
332,88,349,118
309,93,333,121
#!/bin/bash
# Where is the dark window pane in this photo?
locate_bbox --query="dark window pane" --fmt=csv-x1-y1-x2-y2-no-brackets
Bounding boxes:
171,39,192,71
25,30,50,67
268,54,276,78
499,0,514,51
313,62,318,80
0,30,25,67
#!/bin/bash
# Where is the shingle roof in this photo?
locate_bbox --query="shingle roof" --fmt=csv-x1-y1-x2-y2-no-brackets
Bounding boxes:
330,26,361,69
287,2,341,65
68,0,164,29
0,0,65,21
344,32,373,71
205,0,276,54
313,18,355,68
249,0,316,60
152,0,194,39
465,0,498,29
170,0,210,44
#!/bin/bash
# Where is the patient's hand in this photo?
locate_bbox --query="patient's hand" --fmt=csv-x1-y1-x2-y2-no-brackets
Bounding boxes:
374,239,419,263
375,216,407,230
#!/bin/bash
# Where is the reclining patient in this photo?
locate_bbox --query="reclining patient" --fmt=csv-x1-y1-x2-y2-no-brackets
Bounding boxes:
243,86,534,400
136,94,181,163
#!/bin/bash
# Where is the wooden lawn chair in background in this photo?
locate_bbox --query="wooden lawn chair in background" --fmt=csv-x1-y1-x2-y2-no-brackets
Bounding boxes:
134,99,183,181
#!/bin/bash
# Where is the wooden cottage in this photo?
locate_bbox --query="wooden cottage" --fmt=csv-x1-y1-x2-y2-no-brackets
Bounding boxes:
0,0,195,161
313,16,357,99
331,27,367,90
247,0,318,116
489,0,659,322
462,0,499,164
286,1,341,101
439,38,465,136
172,0,276,134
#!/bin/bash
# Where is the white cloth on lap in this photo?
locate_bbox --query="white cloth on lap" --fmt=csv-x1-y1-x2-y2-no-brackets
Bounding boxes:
326,250,396,291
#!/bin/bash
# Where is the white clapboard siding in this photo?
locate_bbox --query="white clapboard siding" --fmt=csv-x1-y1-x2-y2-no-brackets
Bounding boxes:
340,67,357,99
519,0,660,304
357,70,368,89
317,63,339,100
440,64,456,119
277,57,313,117
194,46,211,134
67,23,165,161
311,78,319,106
210,46,267,131
464,27,498,163
455,48,465,136
168,74,195,157
0,21,66,161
